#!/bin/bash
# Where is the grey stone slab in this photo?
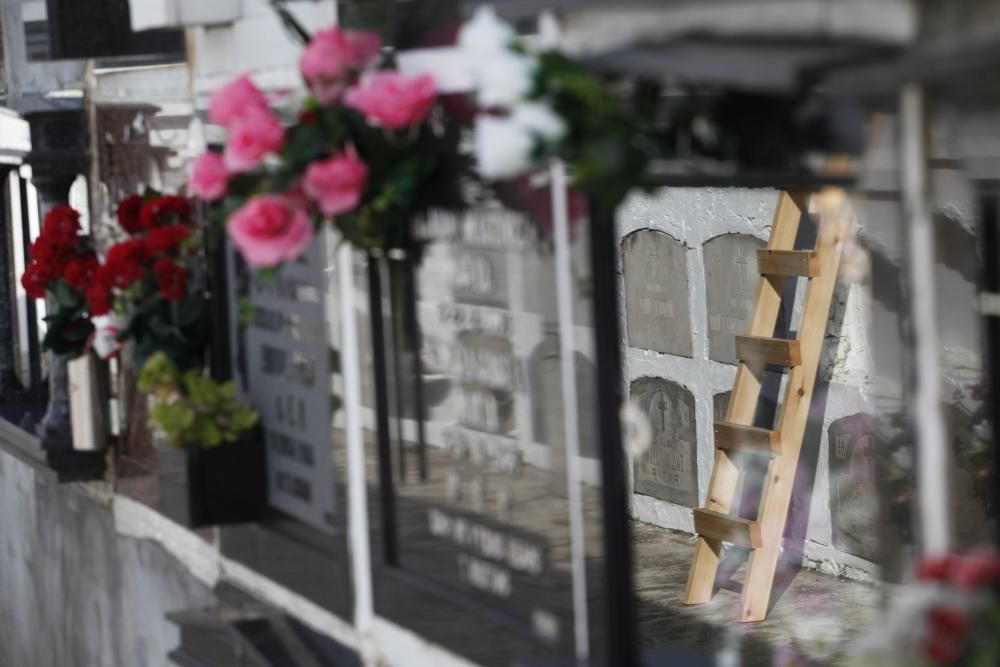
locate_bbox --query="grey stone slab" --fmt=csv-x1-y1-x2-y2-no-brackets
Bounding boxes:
632,377,698,506
828,413,879,561
528,336,600,459
622,231,693,357
703,234,765,364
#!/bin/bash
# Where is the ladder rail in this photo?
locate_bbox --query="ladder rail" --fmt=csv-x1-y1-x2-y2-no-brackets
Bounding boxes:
740,187,847,621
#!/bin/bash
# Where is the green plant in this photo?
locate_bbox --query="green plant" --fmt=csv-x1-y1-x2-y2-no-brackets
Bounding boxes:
138,352,258,448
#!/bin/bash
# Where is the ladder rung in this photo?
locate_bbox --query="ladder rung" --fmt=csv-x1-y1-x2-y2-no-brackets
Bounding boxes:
756,249,819,277
714,421,781,456
693,508,763,549
734,335,801,367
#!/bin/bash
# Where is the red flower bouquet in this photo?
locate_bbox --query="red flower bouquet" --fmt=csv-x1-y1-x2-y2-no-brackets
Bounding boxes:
20,205,96,356
853,549,1000,667
91,192,206,371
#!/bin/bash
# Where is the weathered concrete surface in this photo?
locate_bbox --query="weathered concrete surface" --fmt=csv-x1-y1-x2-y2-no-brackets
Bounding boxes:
633,521,880,666
0,448,215,667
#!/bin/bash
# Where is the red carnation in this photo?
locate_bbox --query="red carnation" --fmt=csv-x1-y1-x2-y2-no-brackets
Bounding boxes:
950,549,1000,590
103,238,150,288
63,253,98,292
41,206,81,251
86,278,113,317
917,555,956,583
116,194,145,234
923,607,970,665
139,195,191,230
146,224,190,256
154,259,189,301
20,264,48,299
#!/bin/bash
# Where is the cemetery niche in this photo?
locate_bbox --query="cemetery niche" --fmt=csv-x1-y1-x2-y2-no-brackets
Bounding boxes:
631,377,699,507
703,233,766,364
828,413,879,561
622,230,692,357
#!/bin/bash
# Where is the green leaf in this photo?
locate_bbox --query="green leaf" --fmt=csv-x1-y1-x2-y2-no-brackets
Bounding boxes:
53,279,81,309
151,402,195,433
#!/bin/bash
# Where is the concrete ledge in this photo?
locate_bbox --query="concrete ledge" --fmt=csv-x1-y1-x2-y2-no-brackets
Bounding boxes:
0,416,50,473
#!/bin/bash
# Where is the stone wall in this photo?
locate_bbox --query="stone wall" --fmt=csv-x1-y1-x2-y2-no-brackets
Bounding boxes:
0,447,215,666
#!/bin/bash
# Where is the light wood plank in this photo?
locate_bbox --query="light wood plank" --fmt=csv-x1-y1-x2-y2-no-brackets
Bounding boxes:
756,249,819,277
740,186,847,622
693,508,763,549
714,421,781,456
734,335,802,367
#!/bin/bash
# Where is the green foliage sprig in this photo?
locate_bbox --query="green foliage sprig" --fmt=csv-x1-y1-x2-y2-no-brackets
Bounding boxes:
138,352,258,449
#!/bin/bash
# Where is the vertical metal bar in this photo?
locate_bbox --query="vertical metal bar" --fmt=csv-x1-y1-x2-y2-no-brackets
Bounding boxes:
551,163,590,660
18,175,42,391
368,253,399,566
899,84,951,554
587,197,636,667
976,190,1000,544
206,210,233,383
339,243,376,637
387,257,408,484
402,252,429,482
0,167,25,394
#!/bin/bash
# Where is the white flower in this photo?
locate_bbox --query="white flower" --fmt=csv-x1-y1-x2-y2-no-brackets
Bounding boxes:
620,400,652,460
511,102,565,142
536,11,563,52
474,115,534,180
91,313,126,360
458,6,515,58
477,49,536,108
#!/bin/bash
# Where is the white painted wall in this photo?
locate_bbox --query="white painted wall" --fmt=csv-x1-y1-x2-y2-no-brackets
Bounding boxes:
188,0,337,110
617,186,879,579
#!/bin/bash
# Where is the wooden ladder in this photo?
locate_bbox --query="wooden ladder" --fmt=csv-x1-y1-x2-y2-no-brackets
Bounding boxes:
684,186,846,622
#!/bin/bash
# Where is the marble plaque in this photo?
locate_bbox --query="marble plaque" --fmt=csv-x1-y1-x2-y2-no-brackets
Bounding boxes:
529,336,600,459
622,231,692,357
245,238,336,533
704,234,765,364
632,377,698,506
828,413,878,560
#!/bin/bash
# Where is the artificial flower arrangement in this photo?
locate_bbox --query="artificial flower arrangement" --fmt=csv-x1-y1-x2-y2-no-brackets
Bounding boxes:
138,351,258,449
20,205,99,356
19,192,259,450
91,191,259,449
852,550,1000,667
87,192,206,371
189,23,468,270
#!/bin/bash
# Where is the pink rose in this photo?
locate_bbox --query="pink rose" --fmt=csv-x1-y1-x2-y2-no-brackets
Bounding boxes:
188,152,229,201
223,106,286,173
303,146,368,217
344,72,437,129
209,74,269,128
228,195,313,268
300,27,381,105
